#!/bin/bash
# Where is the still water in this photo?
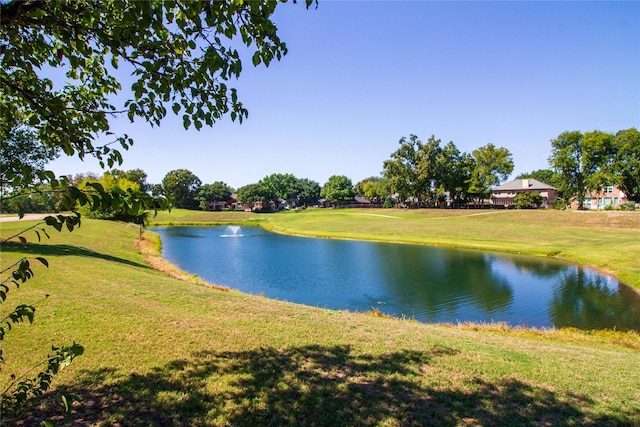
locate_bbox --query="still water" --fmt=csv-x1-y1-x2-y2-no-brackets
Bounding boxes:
152,226,640,331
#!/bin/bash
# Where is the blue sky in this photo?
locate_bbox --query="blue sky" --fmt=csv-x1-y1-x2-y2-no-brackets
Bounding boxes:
49,1,640,189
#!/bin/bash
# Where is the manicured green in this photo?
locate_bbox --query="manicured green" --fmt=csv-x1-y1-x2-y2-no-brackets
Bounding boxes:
1,211,639,425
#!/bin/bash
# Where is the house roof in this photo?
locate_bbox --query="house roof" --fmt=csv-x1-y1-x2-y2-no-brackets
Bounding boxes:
492,178,556,191
354,196,371,204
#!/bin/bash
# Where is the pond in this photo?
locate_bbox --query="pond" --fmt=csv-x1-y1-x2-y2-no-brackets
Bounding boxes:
151,225,640,331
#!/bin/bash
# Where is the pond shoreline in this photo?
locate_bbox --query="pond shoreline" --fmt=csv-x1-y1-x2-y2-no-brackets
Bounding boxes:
149,219,639,296
150,223,640,331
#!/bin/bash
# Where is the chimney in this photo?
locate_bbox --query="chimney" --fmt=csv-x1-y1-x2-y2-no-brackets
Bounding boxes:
522,179,530,188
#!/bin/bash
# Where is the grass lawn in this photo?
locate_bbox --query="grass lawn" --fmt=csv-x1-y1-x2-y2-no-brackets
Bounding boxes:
1,210,639,425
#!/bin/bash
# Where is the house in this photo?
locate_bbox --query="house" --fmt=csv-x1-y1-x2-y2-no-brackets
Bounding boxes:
573,185,628,210
491,178,557,209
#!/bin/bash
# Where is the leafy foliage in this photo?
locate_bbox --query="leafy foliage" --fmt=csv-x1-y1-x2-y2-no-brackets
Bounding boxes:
0,125,59,194
162,169,202,210
320,175,355,203
0,0,314,177
549,131,587,208
294,178,321,207
436,142,474,207
513,192,543,209
1,0,313,421
549,128,639,207
261,173,299,206
610,128,640,203
383,135,427,205
383,135,510,207
354,177,389,202
198,181,234,210
516,169,560,188
467,143,514,202
111,168,151,193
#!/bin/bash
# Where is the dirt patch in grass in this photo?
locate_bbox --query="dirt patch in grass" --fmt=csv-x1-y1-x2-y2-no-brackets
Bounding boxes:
134,233,229,291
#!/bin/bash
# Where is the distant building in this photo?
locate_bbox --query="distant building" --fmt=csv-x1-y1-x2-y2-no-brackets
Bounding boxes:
491,178,557,209
572,186,628,210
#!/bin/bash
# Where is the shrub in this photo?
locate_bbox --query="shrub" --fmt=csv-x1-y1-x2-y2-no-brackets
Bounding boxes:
513,192,543,209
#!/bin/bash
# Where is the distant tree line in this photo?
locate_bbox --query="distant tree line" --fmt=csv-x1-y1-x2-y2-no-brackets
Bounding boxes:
2,129,638,214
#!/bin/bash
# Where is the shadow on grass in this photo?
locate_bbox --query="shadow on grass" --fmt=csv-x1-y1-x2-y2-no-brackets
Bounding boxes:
12,344,638,426
1,241,150,270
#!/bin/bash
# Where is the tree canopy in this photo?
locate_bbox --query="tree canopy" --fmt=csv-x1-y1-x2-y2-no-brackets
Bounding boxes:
198,181,234,210
467,143,514,202
162,169,202,209
261,173,299,205
383,135,427,205
320,175,354,203
550,128,640,206
1,0,312,182
611,128,640,203
354,177,389,201
1,1,313,420
0,125,59,194
236,182,274,207
382,135,509,207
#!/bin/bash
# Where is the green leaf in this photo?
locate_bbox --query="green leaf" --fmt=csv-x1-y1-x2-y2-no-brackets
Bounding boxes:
86,182,105,193
252,51,261,66
35,257,49,268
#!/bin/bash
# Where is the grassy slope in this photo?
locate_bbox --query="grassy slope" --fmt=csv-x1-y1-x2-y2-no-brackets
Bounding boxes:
1,213,639,425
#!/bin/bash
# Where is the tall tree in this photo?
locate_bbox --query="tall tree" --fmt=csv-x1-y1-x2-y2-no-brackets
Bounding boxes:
582,130,616,193
162,169,202,209
111,169,151,193
611,128,640,203
236,182,274,208
355,176,389,201
547,130,617,209
198,181,234,210
416,135,442,206
321,175,355,203
260,173,298,206
383,135,427,206
549,131,586,208
294,178,321,207
436,142,474,207
0,125,59,193
468,143,514,205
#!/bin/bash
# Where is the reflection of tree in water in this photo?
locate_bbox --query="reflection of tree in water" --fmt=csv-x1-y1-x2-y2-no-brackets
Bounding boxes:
375,244,513,321
550,268,640,331
502,255,569,279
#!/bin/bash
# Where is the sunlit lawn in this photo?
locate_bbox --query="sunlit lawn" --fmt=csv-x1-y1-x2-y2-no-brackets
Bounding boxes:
1,211,639,425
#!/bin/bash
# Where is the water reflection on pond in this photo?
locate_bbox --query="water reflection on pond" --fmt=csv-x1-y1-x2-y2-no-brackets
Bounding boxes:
152,226,640,331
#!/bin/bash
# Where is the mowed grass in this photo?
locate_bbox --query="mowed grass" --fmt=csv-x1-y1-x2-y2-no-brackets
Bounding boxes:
0,212,639,426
